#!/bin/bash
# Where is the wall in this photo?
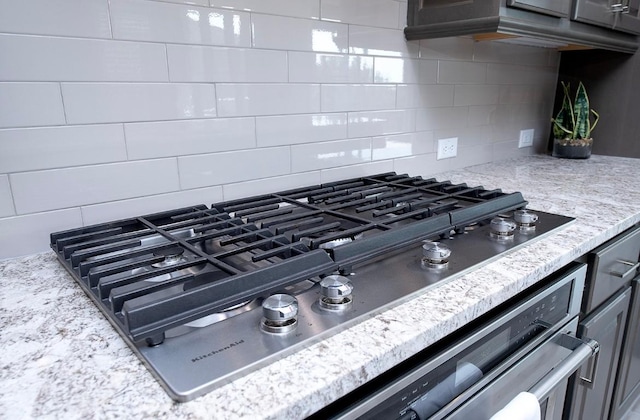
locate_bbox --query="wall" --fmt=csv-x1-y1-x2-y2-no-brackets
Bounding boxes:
0,0,560,259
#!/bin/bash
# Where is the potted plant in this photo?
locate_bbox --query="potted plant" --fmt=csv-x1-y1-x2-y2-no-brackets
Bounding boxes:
551,81,599,159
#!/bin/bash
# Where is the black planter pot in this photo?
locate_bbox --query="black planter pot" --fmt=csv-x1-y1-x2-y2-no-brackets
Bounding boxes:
552,138,593,159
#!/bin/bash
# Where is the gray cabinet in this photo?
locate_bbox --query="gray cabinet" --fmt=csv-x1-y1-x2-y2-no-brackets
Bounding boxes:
573,0,640,34
508,0,572,17
569,287,631,420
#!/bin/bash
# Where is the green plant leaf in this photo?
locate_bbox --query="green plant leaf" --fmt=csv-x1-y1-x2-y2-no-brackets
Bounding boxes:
574,82,590,139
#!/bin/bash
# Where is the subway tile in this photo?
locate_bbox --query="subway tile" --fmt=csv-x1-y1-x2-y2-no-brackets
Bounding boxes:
0,0,111,38
256,113,347,147
209,0,320,19
167,45,287,83
216,84,320,117
348,109,415,138
178,147,291,189
0,125,127,173
0,209,83,259
499,85,543,105
110,0,250,47
0,83,65,128
159,0,208,5
415,106,469,131
438,61,486,84
0,175,14,218
251,13,348,52
288,52,373,83
223,172,322,201
321,0,400,29
419,37,474,61
61,83,217,124
10,159,180,214
374,57,421,84
81,186,223,226
396,84,454,109
393,153,456,178
291,138,372,172
473,42,550,66
397,0,408,28
125,117,255,159
320,160,394,183
0,35,168,82
453,85,500,106
419,60,439,84
372,132,434,160
486,63,555,85
321,84,396,112
349,26,419,57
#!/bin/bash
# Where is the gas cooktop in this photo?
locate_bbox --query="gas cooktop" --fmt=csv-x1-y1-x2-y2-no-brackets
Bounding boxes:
50,172,573,401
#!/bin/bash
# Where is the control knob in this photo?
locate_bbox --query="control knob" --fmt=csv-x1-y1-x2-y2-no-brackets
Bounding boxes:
260,294,298,334
319,275,353,311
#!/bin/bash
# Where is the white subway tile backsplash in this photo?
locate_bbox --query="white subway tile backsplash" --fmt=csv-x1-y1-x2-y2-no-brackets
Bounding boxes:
61,83,217,124
418,37,474,61
178,147,290,189
0,209,83,259
216,84,320,117
11,159,180,214
0,0,111,38
396,84,454,109
0,175,15,217
167,45,287,83
321,0,400,28
256,113,347,147
453,85,500,106
415,106,469,131
223,172,322,201
348,109,415,138
0,83,65,128
373,57,420,84
251,13,348,52
209,0,320,19
288,52,374,83
473,42,550,66
0,35,168,82
81,186,223,226
372,132,433,160
349,26,419,57
0,125,127,173
438,61,486,84
291,138,372,172
110,0,251,47
321,84,396,112
319,160,394,183
125,117,255,159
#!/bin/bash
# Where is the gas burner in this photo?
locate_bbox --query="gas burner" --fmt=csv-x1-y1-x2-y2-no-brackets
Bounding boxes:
489,217,517,240
319,275,353,311
260,294,298,334
151,247,187,268
318,233,365,250
165,300,261,338
514,209,539,232
421,242,451,270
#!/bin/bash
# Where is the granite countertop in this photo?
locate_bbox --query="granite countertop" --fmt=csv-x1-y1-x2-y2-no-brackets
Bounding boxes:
2,155,640,419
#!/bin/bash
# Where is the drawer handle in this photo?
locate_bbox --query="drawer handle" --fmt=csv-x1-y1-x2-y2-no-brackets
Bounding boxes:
611,3,630,13
610,260,640,279
579,339,600,389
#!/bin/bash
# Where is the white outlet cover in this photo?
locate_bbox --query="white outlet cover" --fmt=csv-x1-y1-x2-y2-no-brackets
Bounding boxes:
518,129,534,148
437,137,458,160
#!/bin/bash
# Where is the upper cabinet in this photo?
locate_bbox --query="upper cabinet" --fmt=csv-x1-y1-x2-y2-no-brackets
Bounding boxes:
405,0,639,53
573,0,640,34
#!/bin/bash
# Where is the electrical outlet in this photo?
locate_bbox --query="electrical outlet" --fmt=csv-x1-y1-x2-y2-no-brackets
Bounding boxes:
518,129,534,148
437,137,458,160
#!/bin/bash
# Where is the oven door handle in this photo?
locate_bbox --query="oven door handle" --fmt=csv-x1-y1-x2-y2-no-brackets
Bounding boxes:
529,335,599,402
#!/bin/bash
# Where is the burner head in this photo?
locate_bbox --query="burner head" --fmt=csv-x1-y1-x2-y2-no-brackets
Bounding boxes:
152,246,187,268
421,242,451,270
489,217,517,240
319,275,353,311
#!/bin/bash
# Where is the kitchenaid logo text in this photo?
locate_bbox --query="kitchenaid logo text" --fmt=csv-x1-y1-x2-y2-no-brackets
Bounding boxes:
191,340,245,363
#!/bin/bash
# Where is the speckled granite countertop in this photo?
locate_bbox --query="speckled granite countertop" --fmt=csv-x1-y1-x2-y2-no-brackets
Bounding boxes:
2,155,640,420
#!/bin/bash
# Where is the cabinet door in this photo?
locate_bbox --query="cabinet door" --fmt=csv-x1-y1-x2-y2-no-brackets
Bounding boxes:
611,278,640,420
507,0,571,17
568,288,631,420
573,0,640,34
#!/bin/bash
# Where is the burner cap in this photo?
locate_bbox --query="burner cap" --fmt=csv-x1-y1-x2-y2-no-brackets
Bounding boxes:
153,246,185,258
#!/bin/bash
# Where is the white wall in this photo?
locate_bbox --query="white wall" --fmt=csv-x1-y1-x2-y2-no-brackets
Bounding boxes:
0,0,560,259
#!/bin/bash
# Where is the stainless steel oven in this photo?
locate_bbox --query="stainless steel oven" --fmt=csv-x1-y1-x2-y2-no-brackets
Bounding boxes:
311,263,599,420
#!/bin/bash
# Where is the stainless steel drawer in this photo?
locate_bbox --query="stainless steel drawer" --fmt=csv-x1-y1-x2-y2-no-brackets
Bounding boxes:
584,226,640,313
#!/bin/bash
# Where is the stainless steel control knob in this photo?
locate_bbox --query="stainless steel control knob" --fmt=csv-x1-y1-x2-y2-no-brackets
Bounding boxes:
320,275,353,299
514,209,538,225
422,242,451,261
262,294,298,321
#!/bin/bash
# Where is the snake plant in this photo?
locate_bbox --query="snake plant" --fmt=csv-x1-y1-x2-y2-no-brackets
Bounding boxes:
552,81,600,141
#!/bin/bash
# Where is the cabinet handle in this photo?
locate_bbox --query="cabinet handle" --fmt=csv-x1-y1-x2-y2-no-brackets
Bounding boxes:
611,3,630,13
610,260,640,280
579,339,600,389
